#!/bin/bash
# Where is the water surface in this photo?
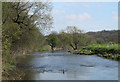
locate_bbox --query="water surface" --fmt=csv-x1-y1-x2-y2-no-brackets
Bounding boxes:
17,51,118,80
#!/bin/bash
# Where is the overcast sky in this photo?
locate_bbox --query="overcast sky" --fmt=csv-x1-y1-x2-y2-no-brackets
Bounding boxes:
46,2,118,34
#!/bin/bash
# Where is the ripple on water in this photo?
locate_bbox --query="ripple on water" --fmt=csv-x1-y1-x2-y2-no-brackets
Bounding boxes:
18,51,118,80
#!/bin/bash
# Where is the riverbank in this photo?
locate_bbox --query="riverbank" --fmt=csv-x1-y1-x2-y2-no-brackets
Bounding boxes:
2,44,119,80
2,50,119,80
2,45,51,80
69,44,120,61
2,54,26,80
2,67,26,80
4,51,117,80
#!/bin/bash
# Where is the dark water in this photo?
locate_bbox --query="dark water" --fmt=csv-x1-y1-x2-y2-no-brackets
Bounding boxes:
17,51,118,80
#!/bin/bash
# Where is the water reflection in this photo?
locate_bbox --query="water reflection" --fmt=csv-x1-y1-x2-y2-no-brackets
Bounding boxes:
17,51,118,80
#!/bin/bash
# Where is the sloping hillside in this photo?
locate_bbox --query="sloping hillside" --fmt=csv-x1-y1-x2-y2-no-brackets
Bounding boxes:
87,30,119,44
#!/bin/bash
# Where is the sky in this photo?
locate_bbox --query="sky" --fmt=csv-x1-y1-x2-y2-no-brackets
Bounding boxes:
47,2,118,34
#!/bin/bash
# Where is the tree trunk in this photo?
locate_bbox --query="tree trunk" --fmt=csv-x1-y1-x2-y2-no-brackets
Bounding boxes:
51,46,54,52
70,43,76,50
74,43,78,50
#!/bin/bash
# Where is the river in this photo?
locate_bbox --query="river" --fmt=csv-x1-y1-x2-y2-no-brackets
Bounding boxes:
16,51,118,80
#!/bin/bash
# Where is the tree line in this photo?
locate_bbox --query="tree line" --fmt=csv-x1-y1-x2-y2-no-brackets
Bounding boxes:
46,27,119,51
47,26,93,51
2,2,53,64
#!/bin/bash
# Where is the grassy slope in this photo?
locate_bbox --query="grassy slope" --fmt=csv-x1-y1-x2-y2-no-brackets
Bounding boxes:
72,44,120,60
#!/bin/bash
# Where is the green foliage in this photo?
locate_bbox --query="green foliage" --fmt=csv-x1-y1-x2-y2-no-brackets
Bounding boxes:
71,44,120,60
5,61,16,67
50,26,90,51
82,44,120,60
41,48,47,51
57,32,70,50
83,44,119,51
96,38,105,44
2,2,53,64
2,2,53,80
47,34,58,51
78,50,94,55
66,26,89,50
87,30,119,44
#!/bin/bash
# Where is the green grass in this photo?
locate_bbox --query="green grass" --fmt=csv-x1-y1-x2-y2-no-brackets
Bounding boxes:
83,44,119,54
41,48,47,51
5,61,16,67
84,44,119,50
71,44,120,60
82,44,120,60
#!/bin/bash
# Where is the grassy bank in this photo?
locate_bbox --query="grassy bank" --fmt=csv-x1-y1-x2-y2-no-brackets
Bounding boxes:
71,44,120,60
2,54,25,80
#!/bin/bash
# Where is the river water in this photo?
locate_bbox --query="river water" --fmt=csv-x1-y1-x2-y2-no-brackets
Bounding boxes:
16,51,118,80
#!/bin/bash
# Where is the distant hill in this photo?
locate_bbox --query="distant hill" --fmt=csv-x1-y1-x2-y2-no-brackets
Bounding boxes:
87,30,119,44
